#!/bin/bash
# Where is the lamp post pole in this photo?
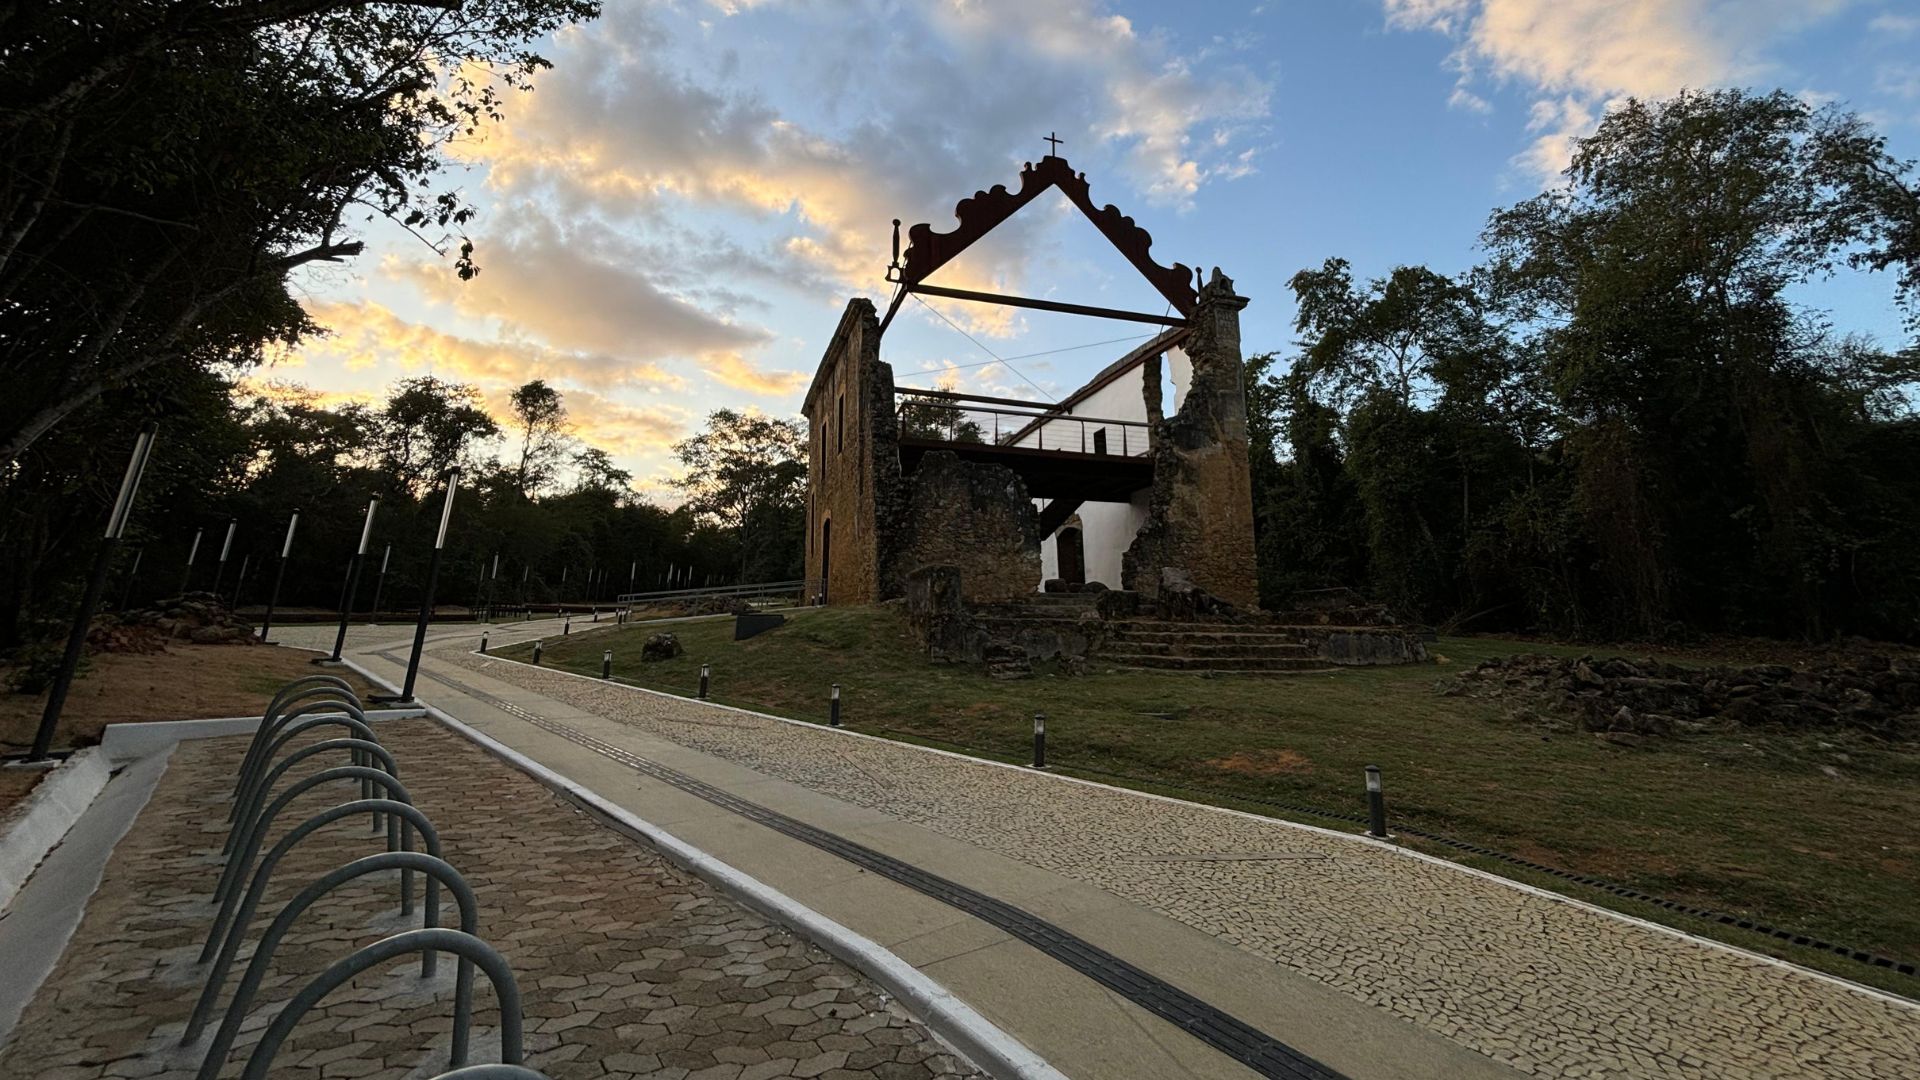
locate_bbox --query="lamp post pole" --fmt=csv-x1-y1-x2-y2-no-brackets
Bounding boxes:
178,527,203,595
25,424,157,762
379,467,459,704
210,518,237,598
118,545,145,611
326,496,380,661
257,508,300,642
367,542,393,622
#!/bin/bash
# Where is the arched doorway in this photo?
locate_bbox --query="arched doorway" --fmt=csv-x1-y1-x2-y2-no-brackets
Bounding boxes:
1056,526,1085,586
819,518,832,603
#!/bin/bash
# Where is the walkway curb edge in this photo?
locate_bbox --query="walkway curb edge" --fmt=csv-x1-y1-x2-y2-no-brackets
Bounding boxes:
337,656,1068,1080
467,642,1920,1013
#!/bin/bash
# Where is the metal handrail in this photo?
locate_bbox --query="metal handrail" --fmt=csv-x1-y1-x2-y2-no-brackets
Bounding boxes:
895,397,1150,455
191,847,473,1077
616,580,803,604
238,928,524,1080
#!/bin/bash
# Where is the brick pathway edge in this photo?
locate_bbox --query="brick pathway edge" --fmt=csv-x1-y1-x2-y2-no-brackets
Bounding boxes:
346,657,1069,1080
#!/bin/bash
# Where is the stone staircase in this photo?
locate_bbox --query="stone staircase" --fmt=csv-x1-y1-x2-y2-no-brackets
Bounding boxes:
970,594,1342,676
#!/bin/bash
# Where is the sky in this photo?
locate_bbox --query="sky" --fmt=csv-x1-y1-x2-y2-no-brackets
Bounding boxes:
276,0,1920,500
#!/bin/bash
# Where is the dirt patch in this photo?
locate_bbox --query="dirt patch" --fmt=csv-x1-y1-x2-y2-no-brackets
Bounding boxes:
0,644,378,754
0,767,44,820
1204,747,1314,776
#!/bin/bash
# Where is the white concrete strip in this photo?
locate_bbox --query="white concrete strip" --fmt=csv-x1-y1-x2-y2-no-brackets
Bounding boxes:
0,749,114,916
339,656,1067,1080
0,747,172,1049
479,646,1920,1012
98,708,428,762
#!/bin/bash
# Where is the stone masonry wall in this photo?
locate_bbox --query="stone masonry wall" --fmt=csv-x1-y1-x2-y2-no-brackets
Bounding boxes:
884,451,1041,604
1122,269,1260,607
804,299,895,604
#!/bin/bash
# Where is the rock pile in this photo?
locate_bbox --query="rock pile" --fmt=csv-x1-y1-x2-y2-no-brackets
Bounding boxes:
1439,652,1920,740
640,632,683,662
94,593,256,650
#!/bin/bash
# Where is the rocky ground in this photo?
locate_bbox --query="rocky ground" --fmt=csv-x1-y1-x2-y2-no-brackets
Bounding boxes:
1438,651,1920,741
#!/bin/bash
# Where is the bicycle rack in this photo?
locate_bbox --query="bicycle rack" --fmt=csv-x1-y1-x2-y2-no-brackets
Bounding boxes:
226,697,370,831
218,737,399,898
191,848,475,1077
234,677,361,786
201,766,414,963
238,928,524,1080
225,714,386,847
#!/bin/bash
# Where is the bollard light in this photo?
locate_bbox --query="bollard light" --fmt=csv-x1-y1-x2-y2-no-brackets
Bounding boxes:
592,607,599,623
829,683,841,726
1365,764,1388,838
1032,713,1047,768
698,663,710,700
602,649,613,680
532,640,543,666
480,631,490,654
564,616,571,635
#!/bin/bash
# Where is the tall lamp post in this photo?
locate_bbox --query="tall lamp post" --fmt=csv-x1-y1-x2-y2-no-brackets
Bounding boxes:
178,527,204,595
325,496,380,662
377,467,459,704
24,424,157,762
256,508,300,642
367,542,392,623
210,518,237,598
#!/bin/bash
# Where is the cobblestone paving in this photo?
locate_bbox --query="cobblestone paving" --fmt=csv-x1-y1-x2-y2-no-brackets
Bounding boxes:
449,650,1920,1080
0,720,978,1080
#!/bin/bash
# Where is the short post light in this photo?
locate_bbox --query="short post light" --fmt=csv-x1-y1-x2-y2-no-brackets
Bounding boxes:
829,683,841,727
698,663,710,700
602,649,613,680
564,615,572,636
480,631,490,655
1365,764,1388,838
27,423,157,762
257,507,300,642
532,640,543,666
326,496,379,662
1032,713,1047,769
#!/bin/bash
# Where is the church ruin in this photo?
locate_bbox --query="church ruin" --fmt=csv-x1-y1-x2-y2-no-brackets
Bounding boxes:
801,150,1424,672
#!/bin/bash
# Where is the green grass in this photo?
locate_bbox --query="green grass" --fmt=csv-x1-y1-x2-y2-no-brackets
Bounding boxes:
502,606,1920,997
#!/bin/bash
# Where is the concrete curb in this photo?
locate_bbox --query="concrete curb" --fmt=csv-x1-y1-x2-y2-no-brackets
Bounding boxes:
0,748,113,915
471,642,1920,1013
98,708,428,763
336,656,1067,1080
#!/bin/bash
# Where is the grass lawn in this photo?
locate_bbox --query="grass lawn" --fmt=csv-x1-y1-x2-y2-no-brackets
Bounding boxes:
503,605,1920,998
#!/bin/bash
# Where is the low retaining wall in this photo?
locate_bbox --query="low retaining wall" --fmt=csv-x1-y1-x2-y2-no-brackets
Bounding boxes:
0,749,113,914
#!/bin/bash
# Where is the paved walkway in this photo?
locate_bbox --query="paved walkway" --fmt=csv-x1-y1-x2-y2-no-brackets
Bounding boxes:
0,718,977,1080
290,620,1920,1079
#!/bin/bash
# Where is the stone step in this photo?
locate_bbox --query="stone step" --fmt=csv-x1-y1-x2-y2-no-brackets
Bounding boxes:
1096,651,1329,672
1106,640,1311,659
1106,628,1311,646
1107,665,1343,678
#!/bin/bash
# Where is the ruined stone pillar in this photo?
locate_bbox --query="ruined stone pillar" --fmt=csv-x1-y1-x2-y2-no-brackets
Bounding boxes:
1121,269,1260,608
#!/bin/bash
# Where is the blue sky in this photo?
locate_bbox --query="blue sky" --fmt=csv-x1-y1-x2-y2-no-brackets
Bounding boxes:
279,0,1920,498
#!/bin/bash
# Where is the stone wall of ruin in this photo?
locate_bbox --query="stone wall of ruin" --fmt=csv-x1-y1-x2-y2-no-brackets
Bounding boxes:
1121,269,1261,608
882,451,1041,604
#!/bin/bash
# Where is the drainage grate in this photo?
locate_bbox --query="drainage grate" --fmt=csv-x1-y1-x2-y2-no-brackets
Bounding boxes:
393,658,1347,1080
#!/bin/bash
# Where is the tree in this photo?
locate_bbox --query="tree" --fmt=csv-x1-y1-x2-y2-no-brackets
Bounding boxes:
507,379,572,496
672,410,807,580
0,0,601,464
571,447,631,495
1288,259,1490,410
371,376,499,495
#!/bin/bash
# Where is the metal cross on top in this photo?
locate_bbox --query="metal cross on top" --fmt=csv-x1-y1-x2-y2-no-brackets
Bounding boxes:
1044,131,1064,156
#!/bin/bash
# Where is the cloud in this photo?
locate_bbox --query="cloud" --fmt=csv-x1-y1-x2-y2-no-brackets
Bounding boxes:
1869,12,1920,38
293,298,688,394
386,225,771,364
1385,0,1857,178
456,1,1269,319
702,352,810,396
